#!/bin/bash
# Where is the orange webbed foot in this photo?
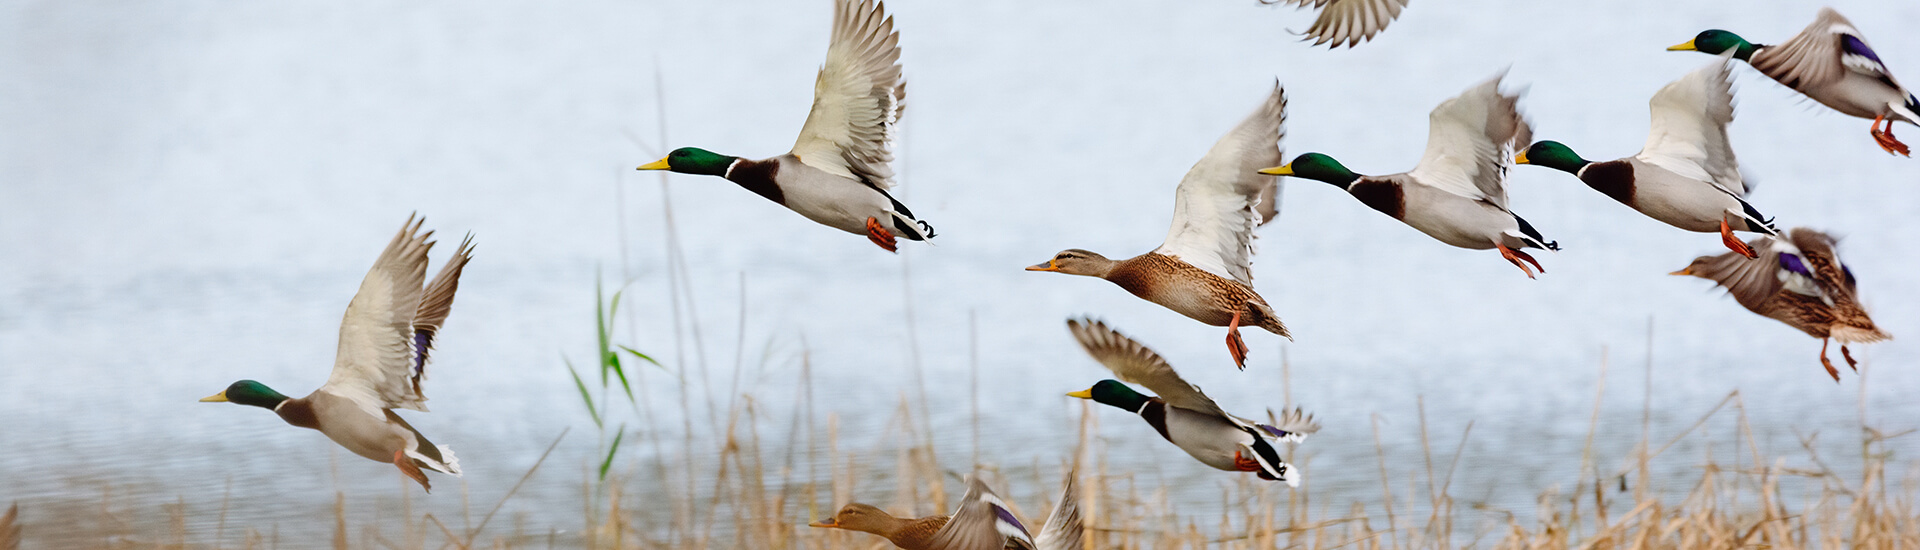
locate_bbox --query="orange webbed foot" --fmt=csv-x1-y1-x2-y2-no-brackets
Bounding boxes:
1232,450,1262,472
394,450,431,492
1225,310,1249,370
1720,219,1757,259
1819,338,1840,383
1871,115,1912,157
864,217,898,253
1496,243,1537,279
1841,344,1859,372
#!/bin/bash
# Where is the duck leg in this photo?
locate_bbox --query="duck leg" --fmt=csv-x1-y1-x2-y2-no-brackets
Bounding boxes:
1232,450,1262,472
1495,243,1537,279
1719,219,1757,259
1818,338,1840,382
1225,310,1250,371
1841,344,1859,372
394,450,432,492
1870,114,1911,157
863,216,898,253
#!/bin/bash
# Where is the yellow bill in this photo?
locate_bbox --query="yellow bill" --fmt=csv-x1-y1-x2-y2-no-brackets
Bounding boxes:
1025,260,1060,272
199,391,229,403
636,157,672,171
1667,39,1697,51
1257,164,1294,176
1513,151,1531,165
1065,388,1093,399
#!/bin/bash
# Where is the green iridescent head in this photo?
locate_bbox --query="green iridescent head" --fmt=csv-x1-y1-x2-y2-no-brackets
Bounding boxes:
636,147,737,177
1669,30,1759,59
1258,153,1361,189
200,380,291,409
1515,141,1590,174
1067,379,1151,412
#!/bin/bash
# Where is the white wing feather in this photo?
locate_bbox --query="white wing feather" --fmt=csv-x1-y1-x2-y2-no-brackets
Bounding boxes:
789,0,905,190
1280,0,1410,48
1636,54,1746,196
1403,72,1530,210
1153,84,1287,287
320,216,447,412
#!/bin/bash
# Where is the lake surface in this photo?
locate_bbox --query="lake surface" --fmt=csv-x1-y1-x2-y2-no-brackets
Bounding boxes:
4,0,1918,546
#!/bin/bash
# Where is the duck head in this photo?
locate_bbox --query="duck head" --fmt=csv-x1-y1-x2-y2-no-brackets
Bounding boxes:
1514,141,1590,174
1259,153,1361,190
809,503,902,535
200,380,291,409
1669,30,1760,60
1067,379,1152,413
637,147,737,177
1027,249,1117,278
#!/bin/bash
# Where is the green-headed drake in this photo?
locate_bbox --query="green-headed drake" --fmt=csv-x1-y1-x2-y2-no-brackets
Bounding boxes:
201,215,471,492
1268,0,1411,49
637,0,931,252
1029,85,1290,370
1673,228,1888,381
1262,72,1557,278
1671,8,1918,156
1065,319,1319,486
1518,55,1778,259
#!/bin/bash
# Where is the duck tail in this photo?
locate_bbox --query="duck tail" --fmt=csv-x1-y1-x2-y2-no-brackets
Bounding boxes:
1832,324,1890,345
412,445,462,476
1244,439,1300,487
1898,93,1920,126
1738,200,1780,235
1513,214,1561,251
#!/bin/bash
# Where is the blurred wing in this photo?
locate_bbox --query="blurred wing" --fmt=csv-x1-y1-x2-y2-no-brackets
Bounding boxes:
321,216,435,412
1153,84,1287,286
1067,319,1232,419
1636,54,1746,196
406,234,473,396
1682,235,1805,311
1033,476,1084,550
1255,407,1323,443
1255,178,1283,227
926,476,1034,550
1750,8,1867,91
1290,0,1410,48
789,0,905,190
1403,73,1530,209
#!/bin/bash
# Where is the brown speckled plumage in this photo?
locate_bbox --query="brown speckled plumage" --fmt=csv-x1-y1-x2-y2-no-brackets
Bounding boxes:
1105,253,1290,336
1676,228,1889,379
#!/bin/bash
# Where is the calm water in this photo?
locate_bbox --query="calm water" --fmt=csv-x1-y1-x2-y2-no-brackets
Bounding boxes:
4,0,1918,546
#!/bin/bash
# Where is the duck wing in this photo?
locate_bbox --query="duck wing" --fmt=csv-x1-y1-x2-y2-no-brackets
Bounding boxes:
1680,233,1812,312
925,476,1035,550
789,0,905,191
1403,72,1530,210
1637,54,1746,196
1751,8,1905,93
1067,319,1234,420
1033,476,1083,550
320,215,469,412
1153,84,1287,287
1276,0,1410,49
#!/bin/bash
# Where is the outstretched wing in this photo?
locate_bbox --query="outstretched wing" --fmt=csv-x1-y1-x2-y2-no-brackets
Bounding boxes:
1278,0,1410,48
1153,84,1287,286
1255,407,1323,443
321,216,468,412
1637,53,1747,196
789,0,906,190
1033,475,1084,550
1677,234,1804,312
1749,8,1902,91
1067,318,1233,419
925,476,1035,550
1403,72,1530,209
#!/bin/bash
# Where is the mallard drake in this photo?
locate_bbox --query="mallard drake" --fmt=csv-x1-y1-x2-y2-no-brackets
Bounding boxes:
636,0,932,252
1260,73,1558,278
1673,228,1890,381
1260,0,1410,48
1065,319,1319,486
1671,8,1919,156
1517,55,1778,258
200,215,471,492
1029,85,1290,370
809,475,1042,550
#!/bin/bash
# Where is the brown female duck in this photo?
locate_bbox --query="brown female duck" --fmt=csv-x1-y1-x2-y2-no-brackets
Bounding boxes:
1029,85,1291,369
809,475,1072,550
1673,228,1890,381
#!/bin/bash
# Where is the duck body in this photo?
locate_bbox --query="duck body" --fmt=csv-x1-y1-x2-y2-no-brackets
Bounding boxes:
1575,159,1767,234
1362,177,1547,251
810,476,1036,550
1134,397,1284,474
1674,228,1889,380
725,155,926,240
1103,252,1286,332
